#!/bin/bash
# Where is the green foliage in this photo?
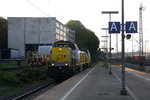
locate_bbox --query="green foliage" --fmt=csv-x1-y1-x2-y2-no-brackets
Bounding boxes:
22,67,46,80
65,20,99,56
0,72,22,87
0,67,47,87
0,17,7,49
16,72,30,83
91,50,100,62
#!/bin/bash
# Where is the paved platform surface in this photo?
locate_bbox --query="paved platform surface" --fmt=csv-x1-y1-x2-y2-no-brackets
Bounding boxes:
34,62,150,100
113,66,150,100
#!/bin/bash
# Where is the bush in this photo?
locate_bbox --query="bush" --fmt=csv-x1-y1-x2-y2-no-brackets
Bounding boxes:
16,72,30,83
22,67,37,80
0,72,23,87
0,67,47,87
22,67,47,80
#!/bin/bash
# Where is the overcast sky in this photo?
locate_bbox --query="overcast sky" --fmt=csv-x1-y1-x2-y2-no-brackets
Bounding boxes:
1,0,150,52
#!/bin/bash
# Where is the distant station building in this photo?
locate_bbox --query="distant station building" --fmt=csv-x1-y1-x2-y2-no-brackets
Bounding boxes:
8,17,75,58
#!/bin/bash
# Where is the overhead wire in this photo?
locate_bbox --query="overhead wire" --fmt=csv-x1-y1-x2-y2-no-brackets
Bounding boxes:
25,0,50,17
25,0,67,23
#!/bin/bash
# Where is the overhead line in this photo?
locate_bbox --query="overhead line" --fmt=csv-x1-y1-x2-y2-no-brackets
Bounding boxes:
25,0,50,17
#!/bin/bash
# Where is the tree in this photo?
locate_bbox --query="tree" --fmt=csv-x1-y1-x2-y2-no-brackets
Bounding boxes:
65,20,99,56
0,17,7,49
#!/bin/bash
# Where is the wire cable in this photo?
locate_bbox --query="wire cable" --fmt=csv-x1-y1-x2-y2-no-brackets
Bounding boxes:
26,0,50,17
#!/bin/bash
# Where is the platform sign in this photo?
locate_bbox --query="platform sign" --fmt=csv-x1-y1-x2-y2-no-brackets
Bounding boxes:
126,21,138,33
109,22,120,34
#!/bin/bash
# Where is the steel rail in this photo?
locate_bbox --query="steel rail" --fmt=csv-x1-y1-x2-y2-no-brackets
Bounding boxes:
4,80,55,100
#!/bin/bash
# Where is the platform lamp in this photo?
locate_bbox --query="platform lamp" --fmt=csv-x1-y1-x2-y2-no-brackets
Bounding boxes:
101,11,119,74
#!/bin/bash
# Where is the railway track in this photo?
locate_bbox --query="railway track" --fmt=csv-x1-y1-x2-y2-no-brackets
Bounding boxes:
3,80,56,100
110,59,150,74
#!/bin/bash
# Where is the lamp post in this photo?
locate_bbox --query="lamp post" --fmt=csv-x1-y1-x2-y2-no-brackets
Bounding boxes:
101,28,109,52
101,28,109,68
102,11,119,74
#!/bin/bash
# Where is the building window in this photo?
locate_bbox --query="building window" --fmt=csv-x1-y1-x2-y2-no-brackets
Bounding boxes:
62,31,65,36
60,36,63,40
60,30,63,36
64,37,66,41
60,24,63,30
56,28,59,34
56,22,59,28
56,34,60,40
64,32,66,37
64,27,66,32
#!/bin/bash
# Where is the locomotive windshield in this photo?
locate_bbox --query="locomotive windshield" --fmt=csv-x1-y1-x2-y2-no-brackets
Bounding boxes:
53,41,76,50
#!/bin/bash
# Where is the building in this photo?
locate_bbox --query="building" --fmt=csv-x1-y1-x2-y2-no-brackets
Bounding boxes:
8,17,75,58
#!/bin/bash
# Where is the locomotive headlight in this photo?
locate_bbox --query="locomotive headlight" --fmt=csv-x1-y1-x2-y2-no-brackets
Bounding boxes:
52,63,54,66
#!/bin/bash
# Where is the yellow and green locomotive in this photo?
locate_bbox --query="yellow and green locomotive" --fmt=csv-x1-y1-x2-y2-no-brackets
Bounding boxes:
47,40,91,80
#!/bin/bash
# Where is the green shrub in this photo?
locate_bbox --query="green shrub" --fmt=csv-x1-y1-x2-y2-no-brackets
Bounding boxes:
22,67,47,80
35,67,47,80
0,72,23,87
22,67,37,80
16,72,30,83
0,67,47,87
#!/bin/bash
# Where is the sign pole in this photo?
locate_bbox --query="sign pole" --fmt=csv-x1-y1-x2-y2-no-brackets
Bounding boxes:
102,2,137,95
109,14,112,74
120,0,127,95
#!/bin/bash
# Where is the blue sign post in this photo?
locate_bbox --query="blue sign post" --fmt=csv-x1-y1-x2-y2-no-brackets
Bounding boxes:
126,21,138,33
109,22,120,33
107,3,138,95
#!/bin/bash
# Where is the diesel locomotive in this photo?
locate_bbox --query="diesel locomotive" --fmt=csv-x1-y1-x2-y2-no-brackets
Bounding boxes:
47,40,91,80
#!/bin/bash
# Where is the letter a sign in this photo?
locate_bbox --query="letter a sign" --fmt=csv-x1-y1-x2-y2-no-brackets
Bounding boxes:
126,21,137,33
109,22,120,34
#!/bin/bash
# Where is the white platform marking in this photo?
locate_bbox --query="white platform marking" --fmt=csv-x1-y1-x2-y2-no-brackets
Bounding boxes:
113,71,140,100
60,67,95,100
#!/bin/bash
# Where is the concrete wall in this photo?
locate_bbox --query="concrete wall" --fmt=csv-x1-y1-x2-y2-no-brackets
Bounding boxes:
10,49,19,59
8,17,56,57
8,17,75,58
8,18,25,57
24,18,56,44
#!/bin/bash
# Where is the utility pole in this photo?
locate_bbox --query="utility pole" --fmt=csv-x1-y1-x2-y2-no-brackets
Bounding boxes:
139,3,144,70
102,11,119,75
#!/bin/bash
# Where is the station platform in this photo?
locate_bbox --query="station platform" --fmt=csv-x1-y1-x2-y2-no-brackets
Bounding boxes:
34,62,150,100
